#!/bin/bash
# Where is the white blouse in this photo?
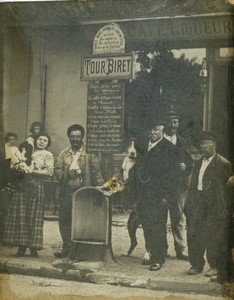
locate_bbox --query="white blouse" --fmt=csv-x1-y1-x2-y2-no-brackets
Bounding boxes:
32,150,54,176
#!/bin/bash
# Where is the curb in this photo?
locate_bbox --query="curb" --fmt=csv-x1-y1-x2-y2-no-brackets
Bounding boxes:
148,278,222,294
85,272,149,288
44,215,128,227
0,259,223,296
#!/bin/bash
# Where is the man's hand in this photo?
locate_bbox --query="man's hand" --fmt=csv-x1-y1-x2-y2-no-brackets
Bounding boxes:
179,162,186,171
96,182,109,190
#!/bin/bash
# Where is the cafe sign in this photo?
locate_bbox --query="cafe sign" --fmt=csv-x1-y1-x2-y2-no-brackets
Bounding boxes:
81,54,133,80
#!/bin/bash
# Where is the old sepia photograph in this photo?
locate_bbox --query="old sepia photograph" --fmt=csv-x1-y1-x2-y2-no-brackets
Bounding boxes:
0,0,234,299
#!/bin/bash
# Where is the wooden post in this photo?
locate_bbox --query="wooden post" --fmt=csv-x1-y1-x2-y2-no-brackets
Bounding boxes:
0,7,5,176
203,48,215,131
0,7,6,243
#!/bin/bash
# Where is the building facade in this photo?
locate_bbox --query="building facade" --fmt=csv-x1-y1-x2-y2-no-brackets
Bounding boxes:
1,0,234,163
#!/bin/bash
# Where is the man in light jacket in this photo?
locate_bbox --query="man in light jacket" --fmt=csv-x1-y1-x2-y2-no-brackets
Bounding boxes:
53,124,105,258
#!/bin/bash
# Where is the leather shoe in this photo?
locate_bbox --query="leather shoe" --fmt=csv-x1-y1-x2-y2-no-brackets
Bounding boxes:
15,246,27,257
30,248,39,258
205,268,218,277
149,263,161,271
187,267,202,275
53,250,69,258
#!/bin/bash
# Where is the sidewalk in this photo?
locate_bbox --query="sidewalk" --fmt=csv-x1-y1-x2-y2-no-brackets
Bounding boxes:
0,212,231,297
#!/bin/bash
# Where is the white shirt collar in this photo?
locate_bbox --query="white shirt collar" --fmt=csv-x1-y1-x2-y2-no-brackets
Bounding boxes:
148,137,163,151
163,133,177,145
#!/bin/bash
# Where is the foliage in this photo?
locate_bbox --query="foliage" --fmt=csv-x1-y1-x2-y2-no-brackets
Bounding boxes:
125,49,204,143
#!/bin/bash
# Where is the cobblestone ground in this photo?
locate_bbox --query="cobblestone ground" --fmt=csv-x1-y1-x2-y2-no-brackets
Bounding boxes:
0,212,229,298
41,213,212,281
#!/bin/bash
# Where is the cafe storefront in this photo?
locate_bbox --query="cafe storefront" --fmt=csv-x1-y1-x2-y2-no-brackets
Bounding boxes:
1,0,234,163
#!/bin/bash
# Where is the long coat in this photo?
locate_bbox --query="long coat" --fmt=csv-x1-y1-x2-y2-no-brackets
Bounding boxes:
128,137,181,222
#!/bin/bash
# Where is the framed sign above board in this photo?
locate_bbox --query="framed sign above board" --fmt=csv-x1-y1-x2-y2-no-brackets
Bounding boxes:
81,53,133,81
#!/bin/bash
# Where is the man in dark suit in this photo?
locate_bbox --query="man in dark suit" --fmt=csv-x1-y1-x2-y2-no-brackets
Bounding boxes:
163,113,193,260
185,131,233,276
130,120,182,271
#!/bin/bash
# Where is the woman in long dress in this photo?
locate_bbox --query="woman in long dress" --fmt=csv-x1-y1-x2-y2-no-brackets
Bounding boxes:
4,133,54,257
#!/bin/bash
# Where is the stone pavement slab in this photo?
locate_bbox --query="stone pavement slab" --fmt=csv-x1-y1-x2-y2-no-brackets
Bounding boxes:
0,216,231,298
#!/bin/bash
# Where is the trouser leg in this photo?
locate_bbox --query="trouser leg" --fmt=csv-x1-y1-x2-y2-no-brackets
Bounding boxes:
187,224,206,270
141,204,168,265
206,219,225,270
59,197,72,254
169,195,187,255
187,206,207,270
150,220,167,265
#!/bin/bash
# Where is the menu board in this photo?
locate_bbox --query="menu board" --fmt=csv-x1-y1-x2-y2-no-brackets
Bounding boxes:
86,80,124,153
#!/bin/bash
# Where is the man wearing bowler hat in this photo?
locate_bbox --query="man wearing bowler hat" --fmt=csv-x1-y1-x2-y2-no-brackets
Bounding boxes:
163,112,193,260
185,131,233,276
131,119,181,271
